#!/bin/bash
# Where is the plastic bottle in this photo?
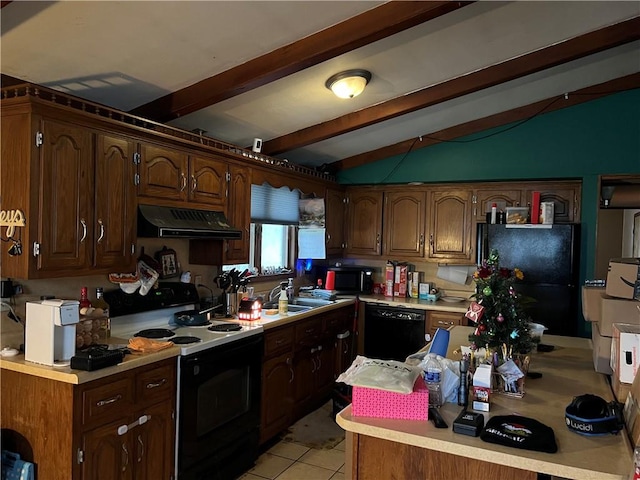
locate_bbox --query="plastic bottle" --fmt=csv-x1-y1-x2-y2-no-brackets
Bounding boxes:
458,355,469,407
490,203,497,224
424,353,443,407
286,278,294,302
79,287,92,310
278,282,288,316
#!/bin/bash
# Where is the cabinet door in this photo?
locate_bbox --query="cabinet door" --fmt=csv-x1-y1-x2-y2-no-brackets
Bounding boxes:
315,341,335,396
428,189,474,262
37,119,94,272
224,164,251,264
345,189,383,256
474,189,522,222
260,352,294,444
383,191,426,257
523,186,579,223
189,154,227,206
138,142,188,201
81,418,134,480
134,400,175,480
325,187,346,255
293,348,316,417
94,133,136,270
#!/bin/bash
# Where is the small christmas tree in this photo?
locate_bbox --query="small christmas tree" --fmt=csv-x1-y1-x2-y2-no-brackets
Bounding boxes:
467,249,535,357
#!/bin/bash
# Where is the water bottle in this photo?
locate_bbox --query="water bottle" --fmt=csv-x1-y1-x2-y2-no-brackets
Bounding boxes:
424,353,443,407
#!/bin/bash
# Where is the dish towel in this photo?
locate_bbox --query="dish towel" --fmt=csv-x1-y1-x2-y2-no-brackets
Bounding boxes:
128,337,174,354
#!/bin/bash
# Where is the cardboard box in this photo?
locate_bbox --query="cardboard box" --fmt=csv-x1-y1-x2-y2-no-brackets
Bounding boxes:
600,295,640,337
472,364,492,412
540,202,554,224
394,263,410,298
613,374,632,403
624,369,640,447
530,191,540,225
606,258,640,300
581,286,605,323
409,272,422,299
352,376,429,420
591,321,613,375
385,262,395,297
611,323,640,383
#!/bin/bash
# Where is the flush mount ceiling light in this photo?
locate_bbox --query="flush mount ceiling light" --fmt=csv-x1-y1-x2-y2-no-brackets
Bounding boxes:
325,69,371,99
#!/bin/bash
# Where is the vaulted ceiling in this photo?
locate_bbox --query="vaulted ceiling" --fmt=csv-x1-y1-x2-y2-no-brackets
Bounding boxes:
2,1,639,173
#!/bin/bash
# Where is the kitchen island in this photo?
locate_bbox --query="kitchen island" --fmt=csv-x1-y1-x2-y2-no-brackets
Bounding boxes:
336,326,631,480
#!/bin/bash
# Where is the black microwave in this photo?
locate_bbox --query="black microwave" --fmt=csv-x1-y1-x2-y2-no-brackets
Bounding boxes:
321,265,374,295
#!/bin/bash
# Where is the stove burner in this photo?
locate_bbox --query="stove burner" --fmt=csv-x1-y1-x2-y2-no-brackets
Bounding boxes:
208,323,242,332
134,328,176,339
171,336,202,345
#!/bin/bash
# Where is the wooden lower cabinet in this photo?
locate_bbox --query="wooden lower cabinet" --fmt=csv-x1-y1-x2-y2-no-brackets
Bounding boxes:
0,358,176,480
427,311,465,338
260,305,354,445
350,433,536,480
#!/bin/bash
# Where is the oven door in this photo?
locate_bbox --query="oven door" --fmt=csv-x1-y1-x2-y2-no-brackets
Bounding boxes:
177,334,263,480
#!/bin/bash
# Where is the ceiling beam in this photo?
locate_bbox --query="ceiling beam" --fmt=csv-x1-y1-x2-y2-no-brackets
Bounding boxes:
333,73,640,171
262,16,640,157
129,1,474,121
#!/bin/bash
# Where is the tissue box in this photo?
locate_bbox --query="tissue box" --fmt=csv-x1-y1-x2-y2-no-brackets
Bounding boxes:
472,364,493,412
352,376,429,420
606,258,640,300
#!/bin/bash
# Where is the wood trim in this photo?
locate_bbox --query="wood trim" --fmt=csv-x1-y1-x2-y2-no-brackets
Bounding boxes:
336,72,640,171
262,17,640,157
129,1,474,121
1,1,13,8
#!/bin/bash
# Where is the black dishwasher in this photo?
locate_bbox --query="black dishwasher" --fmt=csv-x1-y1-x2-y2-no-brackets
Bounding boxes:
363,303,427,361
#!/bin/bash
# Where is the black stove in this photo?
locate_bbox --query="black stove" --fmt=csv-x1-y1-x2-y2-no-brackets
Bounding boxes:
172,336,202,345
134,328,176,339
208,323,242,332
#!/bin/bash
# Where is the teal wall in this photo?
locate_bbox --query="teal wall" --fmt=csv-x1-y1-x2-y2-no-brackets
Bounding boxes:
338,89,640,336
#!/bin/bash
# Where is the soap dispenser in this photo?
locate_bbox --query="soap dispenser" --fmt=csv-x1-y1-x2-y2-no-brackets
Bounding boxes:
286,278,294,302
278,282,289,316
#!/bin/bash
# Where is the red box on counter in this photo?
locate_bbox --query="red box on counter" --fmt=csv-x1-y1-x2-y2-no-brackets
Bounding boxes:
352,376,429,420
394,263,409,297
531,191,540,224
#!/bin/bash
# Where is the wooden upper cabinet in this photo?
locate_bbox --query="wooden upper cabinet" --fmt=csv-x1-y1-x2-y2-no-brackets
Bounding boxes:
523,184,580,223
325,188,346,255
188,154,227,206
473,189,522,222
383,191,426,258
345,189,383,256
37,118,94,273
138,142,189,201
225,164,251,264
94,133,136,270
427,188,474,262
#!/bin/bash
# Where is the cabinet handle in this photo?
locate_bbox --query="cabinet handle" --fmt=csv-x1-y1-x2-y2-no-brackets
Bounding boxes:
288,358,294,383
376,233,380,245
137,435,144,463
311,356,317,373
326,233,331,244
180,173,187,192
121,443,129,472
316,354,322,371
191,174,197,192
275,338,284,345
419,234,424,246
79,218,87,243
429,234,434,246
97,394,122,407
96,219,104,244
146,378,167,389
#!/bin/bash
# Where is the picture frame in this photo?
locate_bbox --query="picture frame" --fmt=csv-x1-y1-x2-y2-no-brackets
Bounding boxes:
155,246,179,279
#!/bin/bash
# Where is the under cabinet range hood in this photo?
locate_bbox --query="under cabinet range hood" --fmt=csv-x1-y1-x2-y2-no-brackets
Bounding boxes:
137,205,243,239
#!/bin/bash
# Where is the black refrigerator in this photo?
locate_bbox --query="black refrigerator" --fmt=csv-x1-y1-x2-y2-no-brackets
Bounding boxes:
476,223,580,337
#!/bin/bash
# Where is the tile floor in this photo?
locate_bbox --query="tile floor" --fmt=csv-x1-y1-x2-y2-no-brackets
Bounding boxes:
237,416,346,480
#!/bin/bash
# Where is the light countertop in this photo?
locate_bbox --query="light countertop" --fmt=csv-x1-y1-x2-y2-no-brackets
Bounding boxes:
336,326,631,480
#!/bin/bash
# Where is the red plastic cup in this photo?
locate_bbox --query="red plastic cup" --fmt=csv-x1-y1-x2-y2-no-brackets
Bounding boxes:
325,271,335,291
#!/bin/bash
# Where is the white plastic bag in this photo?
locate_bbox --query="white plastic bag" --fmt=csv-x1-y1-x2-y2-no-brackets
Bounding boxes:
336,356,423,394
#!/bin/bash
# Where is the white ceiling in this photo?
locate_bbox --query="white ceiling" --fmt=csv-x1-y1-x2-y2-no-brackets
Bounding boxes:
2,1,639,171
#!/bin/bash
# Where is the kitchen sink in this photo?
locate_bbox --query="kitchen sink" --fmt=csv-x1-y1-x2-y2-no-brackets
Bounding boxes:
261,302,313,313
261,297,334,312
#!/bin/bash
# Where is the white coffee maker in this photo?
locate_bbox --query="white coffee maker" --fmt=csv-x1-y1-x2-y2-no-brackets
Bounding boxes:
25,299,80,366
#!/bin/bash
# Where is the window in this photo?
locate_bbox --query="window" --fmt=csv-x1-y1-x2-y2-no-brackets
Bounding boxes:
224,184,300,276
